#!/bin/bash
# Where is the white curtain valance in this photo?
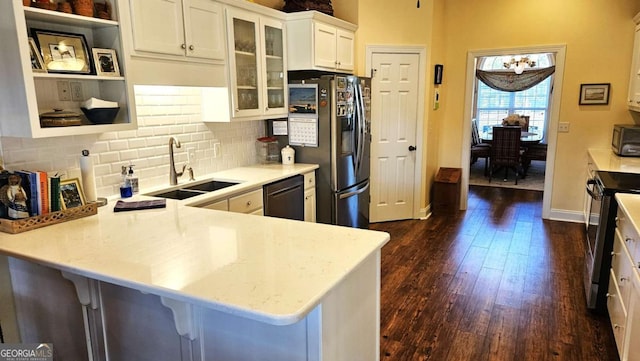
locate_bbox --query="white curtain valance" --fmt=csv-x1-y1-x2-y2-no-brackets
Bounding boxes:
476,66,556,92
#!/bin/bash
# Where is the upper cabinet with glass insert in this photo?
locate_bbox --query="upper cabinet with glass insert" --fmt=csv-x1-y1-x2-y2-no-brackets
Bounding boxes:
0,0,136,138
225,6,287,120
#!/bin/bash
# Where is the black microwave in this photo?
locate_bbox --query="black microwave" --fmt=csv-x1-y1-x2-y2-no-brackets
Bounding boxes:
612,124,640,156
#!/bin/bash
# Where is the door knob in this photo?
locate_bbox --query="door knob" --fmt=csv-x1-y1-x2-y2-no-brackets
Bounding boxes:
408,145,417,151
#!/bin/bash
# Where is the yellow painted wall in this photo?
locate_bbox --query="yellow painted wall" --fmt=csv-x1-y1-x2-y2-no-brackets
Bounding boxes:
440,0,639,213
255,0,640,215
353,0,439,210
252,0,284,10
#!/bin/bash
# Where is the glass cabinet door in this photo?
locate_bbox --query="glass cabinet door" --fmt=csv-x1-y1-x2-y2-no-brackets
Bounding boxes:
231,15,260,115
262,21,286,114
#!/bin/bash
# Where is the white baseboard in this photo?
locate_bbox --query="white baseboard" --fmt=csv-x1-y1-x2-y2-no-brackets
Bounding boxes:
416,205,581,223
548,208,584,223
419,205,431,220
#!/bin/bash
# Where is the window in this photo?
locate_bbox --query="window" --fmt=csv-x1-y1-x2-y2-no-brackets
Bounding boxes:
475,53,554,138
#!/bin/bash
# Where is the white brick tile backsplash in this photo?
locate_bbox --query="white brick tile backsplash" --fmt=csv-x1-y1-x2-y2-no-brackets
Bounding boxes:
109,140,130,151
0,86,265,199
99,151,121,164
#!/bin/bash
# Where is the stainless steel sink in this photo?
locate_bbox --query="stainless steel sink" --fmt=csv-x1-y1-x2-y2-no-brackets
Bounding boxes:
146,179,241,200
182,180,239,192
150,189,206,200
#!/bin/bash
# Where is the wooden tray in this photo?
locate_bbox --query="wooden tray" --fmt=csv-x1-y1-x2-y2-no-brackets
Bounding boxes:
0,203,97,234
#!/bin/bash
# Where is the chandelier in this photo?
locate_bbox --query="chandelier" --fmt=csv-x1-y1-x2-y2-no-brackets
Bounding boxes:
503,56,536,74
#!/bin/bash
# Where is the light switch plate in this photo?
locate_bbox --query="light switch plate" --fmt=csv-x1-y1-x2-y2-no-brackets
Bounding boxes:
558,122,570,133
187,147,196,163
57,81,71,101
70,82,83,101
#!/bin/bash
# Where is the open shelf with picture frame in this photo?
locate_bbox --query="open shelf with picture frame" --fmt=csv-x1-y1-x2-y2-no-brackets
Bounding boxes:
0,0,136,138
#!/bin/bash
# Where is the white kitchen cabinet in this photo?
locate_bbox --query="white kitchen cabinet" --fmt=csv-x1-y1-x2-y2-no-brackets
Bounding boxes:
128,0,225,61
0,0,136,138
627,278,640,361
611,205,640,360
608,269,627,357
628,12,640,112
225,7,288,120
303,171,316,222
229,188,263,215
286,11,356,73
202,198,229,211
195,187,263,215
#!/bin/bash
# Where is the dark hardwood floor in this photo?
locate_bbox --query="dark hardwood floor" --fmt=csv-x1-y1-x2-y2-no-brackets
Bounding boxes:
370,185,618,361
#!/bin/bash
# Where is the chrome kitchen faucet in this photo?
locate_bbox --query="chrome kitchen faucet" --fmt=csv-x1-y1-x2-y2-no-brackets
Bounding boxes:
169,137,186,185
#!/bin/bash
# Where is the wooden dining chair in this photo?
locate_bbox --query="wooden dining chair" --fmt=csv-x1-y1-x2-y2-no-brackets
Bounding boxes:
522,142,547,176
470,119,491,176
489,126,523,184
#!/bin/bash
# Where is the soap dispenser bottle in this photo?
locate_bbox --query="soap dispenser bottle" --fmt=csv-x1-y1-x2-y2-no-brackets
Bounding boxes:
127,165,139,194
120,166,132,198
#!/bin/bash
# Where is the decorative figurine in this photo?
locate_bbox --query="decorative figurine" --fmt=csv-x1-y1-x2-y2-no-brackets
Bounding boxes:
0,174,30,219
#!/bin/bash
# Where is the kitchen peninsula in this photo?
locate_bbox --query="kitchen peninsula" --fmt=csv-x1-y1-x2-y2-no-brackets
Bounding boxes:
0,164,389,361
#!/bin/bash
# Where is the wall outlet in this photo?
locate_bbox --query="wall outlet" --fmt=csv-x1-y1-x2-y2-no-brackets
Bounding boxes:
56,81,71,101
213,141,221,158
187,147,196,163
70,82,83,101
558,122,570,133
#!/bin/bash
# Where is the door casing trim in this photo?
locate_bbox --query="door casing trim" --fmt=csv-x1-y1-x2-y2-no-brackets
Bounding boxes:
461,44,567,219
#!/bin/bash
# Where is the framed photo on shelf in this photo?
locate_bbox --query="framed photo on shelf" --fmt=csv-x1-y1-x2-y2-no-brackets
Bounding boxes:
91,48,120,76
31,28,92,74
579,83,610,105
28,37,46,73
59,178,86,210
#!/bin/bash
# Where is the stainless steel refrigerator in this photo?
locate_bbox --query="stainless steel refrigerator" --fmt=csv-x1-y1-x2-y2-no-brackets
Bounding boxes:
269,74,371,228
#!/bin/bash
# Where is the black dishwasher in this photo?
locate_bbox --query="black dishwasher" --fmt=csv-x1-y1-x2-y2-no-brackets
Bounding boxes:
263,175,304,220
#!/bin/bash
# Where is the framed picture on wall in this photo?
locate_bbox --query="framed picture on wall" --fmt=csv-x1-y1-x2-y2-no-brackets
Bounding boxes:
579,83,610,105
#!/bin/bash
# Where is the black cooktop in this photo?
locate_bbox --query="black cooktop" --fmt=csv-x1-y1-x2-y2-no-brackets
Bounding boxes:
596,171,640,194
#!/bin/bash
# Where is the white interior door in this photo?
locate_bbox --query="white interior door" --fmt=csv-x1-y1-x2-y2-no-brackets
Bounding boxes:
370,53,420,222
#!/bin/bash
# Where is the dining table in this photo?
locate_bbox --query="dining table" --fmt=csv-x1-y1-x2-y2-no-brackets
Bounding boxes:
479,130,543,145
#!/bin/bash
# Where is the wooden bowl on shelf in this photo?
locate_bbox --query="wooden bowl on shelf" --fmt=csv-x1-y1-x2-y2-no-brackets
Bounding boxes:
39,109,83,127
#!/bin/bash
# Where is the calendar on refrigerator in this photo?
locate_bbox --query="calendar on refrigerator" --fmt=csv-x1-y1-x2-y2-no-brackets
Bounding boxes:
288,117,318,147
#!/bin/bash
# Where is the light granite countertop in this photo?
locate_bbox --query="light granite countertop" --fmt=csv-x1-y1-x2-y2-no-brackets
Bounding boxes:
0,163,390,326
616,193,640,238
588,148,640,173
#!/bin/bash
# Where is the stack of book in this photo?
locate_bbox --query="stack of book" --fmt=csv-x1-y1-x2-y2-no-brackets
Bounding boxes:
0,170,61,220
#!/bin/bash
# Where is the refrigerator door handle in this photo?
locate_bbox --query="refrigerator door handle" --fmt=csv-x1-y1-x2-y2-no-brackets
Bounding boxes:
356,81,367,176
353,83,361,174
360,83,367,162
330,79,338,191
338,181,370,199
